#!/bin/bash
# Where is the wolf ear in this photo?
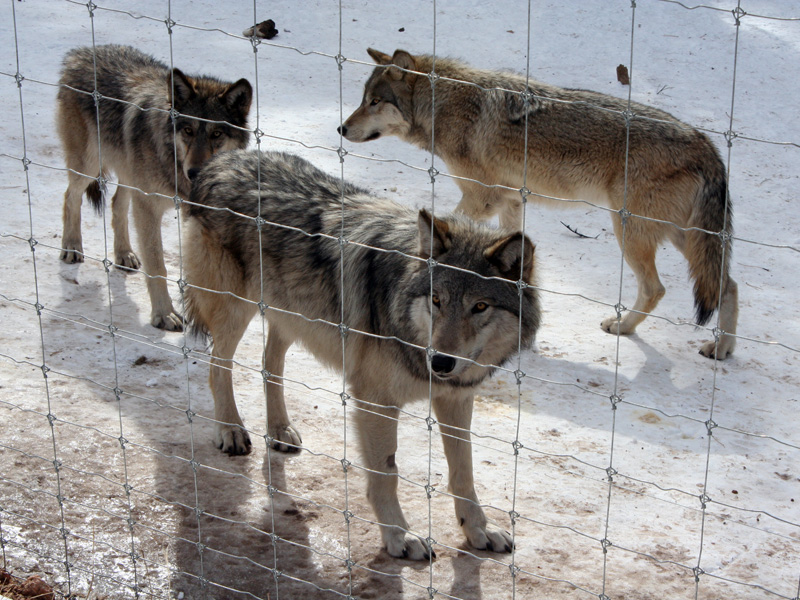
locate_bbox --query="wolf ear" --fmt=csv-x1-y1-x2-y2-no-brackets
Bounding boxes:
220,78,253,121
168,68,196,109
485,233,536,283
389,50,417,82
417,209,451,259
367,48,392,65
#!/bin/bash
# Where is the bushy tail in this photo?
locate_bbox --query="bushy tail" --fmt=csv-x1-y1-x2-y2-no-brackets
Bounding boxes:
686,164,732,326
86,177,105,215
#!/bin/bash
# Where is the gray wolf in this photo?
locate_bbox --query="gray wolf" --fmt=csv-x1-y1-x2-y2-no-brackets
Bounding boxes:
57,44,252,330
183,149,541,559
340,48,738,360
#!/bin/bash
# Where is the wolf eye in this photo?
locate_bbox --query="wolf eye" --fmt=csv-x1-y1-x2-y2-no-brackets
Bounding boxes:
369,97,381,106
473,302,488,313
210,130,222,139
182,126,193,136
431,294,440,307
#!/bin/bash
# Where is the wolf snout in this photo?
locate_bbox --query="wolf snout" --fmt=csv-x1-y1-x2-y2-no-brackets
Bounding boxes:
430,353,456,375
337,124,348,136
187,167,201,180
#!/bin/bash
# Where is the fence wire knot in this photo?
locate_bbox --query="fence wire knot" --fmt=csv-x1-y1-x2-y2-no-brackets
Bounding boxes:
705,419,717,435
343,509,354,523
514,369,525,385
14,71,25,88
606,466,618,481
338,322,350,339
102,257,113,273
21,156,31,172
47,412,56,426
34,301,44,315
509,509,520,524
719,229,732,245
426,257,438,271
601,537,612,553
599,595,611,600
340,458,351,473
335,53,346,70
724,129,738,147
85,1,97,16
338,235,349,249
52,459,62,472
732,6,746,25
427,70,440,84
59,527,70,540
185,408,195,422
253,127,265,141
165,17,176,33
610,394,622,409
267,484,277,498
195,542,206,554
512,440,523,455
40,363,50,378
340,391,350,406
337,146,348,162
692,566,705,581
107,323,118,336
699,492,711,509
425,416,436,431
614,303,625,319
118,435,128,449
427,586,437,599
254,215,267,231
181,345,191,359
189,459,199,473
249,35,261,50
519,186,531,203
425,483,435,498
344,558,355,572
509,564,521,578
428,166,439,183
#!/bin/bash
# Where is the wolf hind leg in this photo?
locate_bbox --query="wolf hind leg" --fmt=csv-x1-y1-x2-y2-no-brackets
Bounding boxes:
433,391,512,553
601,216,665,335
698,278,738,359
263,324,302,452
131,193,182,331
111,185,141,271
352,397,432,560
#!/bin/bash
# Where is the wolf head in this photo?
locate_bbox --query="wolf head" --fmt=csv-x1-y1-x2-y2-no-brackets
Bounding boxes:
338,48,420,143
167,68,253,187
403,210,540,388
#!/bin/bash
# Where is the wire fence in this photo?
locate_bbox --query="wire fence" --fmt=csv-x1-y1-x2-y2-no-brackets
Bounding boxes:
1,1,799,599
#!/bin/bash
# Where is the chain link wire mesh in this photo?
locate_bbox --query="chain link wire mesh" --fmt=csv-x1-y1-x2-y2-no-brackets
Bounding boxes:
1,1,799,599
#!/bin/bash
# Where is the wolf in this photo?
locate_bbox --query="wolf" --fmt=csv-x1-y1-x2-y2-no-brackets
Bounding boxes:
57,44,253,330
183,149,541,560
339,48,738,360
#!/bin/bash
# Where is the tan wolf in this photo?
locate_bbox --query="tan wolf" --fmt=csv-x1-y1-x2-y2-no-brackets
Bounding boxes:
340,48,738,359
183,149,541,559
57,44,252,330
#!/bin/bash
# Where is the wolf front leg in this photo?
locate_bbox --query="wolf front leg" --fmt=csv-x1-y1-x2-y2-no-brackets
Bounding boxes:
433,391,513,553
353,399,433,560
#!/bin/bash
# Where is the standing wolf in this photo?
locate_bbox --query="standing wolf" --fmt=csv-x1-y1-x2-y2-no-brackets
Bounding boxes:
57,44,252,330
340,49,738,359
183,149,541,559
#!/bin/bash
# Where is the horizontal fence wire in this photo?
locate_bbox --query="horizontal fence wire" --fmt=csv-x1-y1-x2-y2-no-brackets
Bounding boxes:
1,1,798,600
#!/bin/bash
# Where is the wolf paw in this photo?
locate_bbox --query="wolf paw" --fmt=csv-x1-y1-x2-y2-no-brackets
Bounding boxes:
385,530,435,561
269,425,302,453
464,522,513,554
115,251,141,271
600,316,634,336
152,311,184,332
216,424,252,455
699,337,735,360
60,244,84,264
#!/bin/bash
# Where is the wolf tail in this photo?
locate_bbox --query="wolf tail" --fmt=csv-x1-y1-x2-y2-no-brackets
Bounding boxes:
86,176,106,216
685,161,733,326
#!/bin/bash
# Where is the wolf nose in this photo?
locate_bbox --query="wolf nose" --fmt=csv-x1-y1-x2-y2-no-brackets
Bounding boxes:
187,168,201,180
337,124,347,136
430,354,456,375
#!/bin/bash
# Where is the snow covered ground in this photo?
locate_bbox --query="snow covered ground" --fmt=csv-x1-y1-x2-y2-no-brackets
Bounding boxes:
1,1,798,599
